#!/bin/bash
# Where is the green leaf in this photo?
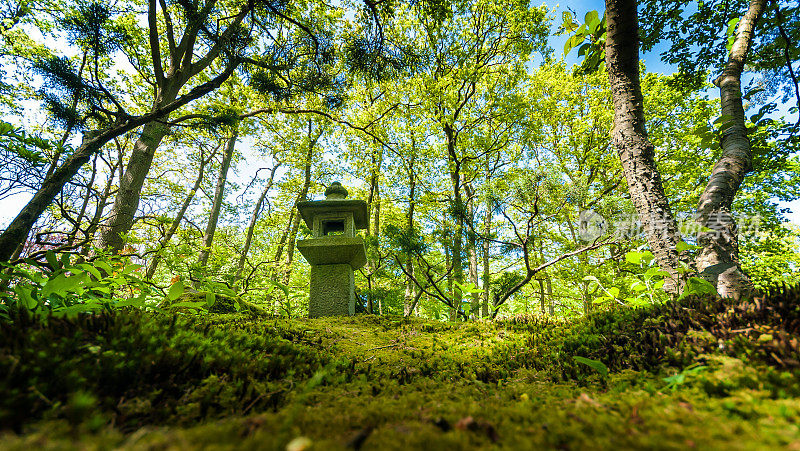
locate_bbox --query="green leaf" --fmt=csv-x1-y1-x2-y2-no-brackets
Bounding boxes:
168,280,184,301
205,292,216,308
77,263,103,280
114,296,146,308
122,264,142,274
41,274,82,298
679,277,718,300
573,356,608,377
630,281,647,292
14,285,38,309
607,287,620,298
676,241,696,253
45,251,59,270
94,260,114,276
625,251,643,264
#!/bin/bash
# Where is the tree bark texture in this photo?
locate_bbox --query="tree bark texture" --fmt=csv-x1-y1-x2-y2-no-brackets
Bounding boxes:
195,130,237,280
695,0,766,298
98,100,175,252
604,0,683,291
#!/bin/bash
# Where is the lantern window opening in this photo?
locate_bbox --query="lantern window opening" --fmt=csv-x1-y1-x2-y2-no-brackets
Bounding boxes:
323,219,346,236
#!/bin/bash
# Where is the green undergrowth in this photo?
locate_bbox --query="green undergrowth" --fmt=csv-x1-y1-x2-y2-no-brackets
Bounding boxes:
1,287,799,449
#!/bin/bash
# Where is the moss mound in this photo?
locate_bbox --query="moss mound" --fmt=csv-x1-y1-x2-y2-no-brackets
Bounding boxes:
1,286,799,448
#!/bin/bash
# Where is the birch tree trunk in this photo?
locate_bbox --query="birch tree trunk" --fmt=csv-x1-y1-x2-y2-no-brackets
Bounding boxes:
604,0,683,292
695,0,766,298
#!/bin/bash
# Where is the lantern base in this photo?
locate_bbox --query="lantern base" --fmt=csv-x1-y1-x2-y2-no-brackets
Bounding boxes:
308,263,355,318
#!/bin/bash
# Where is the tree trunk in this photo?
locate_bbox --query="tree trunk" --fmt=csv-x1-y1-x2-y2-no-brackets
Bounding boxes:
0,133,104,261
79,152,120,258
445,123,464,321
195,130,237,287
364,141,383,313
547,278,554,315
283,122,321,287
481,158,491,318
97,120,171,252
695,0,765,298
403,149,417,316
465,180,479,319
538,279,546,315
235,164,280,283
605,0,683,292
145,151,210,280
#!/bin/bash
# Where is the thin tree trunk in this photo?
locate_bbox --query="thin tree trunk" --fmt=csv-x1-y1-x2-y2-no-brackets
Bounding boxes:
481,158,491,318
465,180,479,319
695,0,766,298
273,209,295,263
235,164,280,282
145,151,210,279
283,122,321,287
547,278,554,315
538,279,545,315
444,231,456,321
195,130,237,286
0,133,105,261
80,158,117,257
403,149,417,316
364,141,383,313
65,153,100,248
445,123,464,321
605,0,683,292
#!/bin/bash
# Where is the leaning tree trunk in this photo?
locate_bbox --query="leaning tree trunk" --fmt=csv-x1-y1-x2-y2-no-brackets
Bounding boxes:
604,0,684,292
695,0,766,298
195,130,237,287
0,132,105,261
145,152,210,280
97,120,171,253
235,164,280,283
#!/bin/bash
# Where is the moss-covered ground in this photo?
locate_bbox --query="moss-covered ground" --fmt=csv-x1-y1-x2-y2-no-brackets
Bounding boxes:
1,287,799,449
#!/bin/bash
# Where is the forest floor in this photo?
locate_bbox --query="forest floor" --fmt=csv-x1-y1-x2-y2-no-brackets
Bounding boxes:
1,288,799,450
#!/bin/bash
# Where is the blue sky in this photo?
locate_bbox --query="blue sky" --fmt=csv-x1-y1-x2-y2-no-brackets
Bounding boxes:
1,0,798,229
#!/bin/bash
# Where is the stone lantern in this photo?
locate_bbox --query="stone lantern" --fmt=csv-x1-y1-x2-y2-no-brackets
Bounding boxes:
296,182,368,317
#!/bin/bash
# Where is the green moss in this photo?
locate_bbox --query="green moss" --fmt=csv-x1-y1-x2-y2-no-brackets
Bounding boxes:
1,286,800,448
